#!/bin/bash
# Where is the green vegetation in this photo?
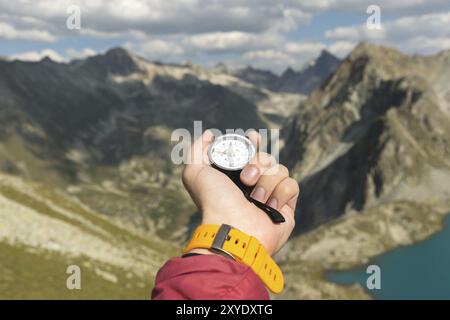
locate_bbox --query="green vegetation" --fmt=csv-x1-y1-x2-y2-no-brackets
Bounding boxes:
0,242,151,299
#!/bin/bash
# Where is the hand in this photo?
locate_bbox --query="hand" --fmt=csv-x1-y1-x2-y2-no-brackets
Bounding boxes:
182,130,299,255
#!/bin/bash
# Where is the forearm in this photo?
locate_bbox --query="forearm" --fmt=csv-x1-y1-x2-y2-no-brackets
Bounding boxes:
151,254,269,300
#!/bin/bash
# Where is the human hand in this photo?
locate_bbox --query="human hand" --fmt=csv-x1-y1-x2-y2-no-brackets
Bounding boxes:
182,130,299,255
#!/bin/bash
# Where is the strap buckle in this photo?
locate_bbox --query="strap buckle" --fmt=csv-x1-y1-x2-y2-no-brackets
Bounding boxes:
210,224,235,260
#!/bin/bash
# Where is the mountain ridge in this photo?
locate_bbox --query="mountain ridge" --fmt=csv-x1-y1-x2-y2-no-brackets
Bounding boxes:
232,50,341,95
1,43,449,299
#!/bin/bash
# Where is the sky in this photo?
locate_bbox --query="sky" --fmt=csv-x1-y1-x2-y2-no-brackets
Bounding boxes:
1,0,449,72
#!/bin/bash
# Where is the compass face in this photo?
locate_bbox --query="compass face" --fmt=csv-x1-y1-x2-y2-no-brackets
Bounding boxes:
208,134,256,171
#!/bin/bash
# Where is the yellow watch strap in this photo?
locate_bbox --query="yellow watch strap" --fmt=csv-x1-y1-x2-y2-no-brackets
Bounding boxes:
183,224,284,294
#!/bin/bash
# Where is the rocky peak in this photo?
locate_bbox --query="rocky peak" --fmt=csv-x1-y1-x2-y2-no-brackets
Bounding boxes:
314,49,341,72
281,67,296,78
283,44,450,233
77,46,141,78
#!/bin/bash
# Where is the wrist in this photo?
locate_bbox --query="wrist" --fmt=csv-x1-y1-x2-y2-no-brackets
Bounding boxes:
200,216,275,255
183,224,284,293
185,247,235,260
185,248,216,255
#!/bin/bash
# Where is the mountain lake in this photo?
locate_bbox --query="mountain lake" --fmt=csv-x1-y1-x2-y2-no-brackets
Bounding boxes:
327,214,450,299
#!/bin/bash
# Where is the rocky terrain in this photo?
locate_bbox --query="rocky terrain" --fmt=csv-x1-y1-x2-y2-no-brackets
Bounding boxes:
278,43,450,299
0,43,449,299
232,50,341,95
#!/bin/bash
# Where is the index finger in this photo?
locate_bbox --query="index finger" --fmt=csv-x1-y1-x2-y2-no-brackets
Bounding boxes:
246,130,261,151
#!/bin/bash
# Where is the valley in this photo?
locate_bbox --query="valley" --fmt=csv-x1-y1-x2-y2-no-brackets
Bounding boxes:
0,43,449,299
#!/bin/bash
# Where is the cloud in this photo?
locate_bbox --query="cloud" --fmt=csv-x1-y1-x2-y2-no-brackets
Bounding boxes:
186,31,283,53
2,0,449,72
285,42,326,54
324,11,450,53
126,39,184,60
242,49,297,71
10,49,64,62
0,0,310,37
297,0,450,15
327,41,356,57
0,22,56,42
66,48,97,60
239,41,356,72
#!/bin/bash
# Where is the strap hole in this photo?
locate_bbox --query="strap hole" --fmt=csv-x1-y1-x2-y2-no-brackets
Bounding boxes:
269,269,272,275
234,239,239,244
196,233,200,238
274,275,276,280
264,264,267,270
204,232,208,237
254,252,258,258
212,233,215,238
242,243,246,248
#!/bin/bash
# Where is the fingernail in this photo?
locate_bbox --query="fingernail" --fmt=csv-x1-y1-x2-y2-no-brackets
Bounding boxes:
242,165,258,182
268,198,278,210
251,187,266,202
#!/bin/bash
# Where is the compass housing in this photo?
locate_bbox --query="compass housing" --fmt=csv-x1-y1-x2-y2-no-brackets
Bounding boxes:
208,133,256,171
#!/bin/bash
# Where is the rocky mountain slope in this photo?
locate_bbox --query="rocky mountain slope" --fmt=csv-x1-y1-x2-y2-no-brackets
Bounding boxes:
232,50,341,95
282,43,450,232
278,43,450,298
0,172,176,298
0,47,275,241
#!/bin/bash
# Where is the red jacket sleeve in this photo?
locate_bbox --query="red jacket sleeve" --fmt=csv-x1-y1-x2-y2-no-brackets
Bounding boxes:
151,254,269,300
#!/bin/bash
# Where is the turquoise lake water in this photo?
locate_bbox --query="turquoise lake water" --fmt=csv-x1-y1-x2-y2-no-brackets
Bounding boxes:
327,214,450,299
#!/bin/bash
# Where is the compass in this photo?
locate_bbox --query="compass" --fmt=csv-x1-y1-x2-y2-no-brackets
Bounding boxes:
208,133,285,224
208,134,255,171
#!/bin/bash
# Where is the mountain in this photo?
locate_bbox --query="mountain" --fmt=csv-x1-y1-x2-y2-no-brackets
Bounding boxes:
282,43,450,232
0,47,274,242
278,50,341,94
1,43,449,299
232,50,341,95
231,66,280,91
279,43,450,298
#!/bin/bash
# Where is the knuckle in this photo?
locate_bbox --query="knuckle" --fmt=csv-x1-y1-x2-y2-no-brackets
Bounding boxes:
280,178,299,195
291,179,300,194
277,164,289,177
288,214,296,230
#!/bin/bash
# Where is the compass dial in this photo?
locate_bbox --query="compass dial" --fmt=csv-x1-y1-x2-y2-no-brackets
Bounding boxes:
208,134,256,171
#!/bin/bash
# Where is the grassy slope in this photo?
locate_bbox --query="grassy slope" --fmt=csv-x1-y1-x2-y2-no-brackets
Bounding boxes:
0,173,180,299
0,242,151,299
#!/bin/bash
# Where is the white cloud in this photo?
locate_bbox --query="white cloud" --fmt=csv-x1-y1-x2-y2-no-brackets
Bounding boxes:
325,26,386,41
242,49,297,71
186,31,282,53
126,39,184,60
66,48,97,60
2,0,449,72
0,0,310,36
244,49,292,61
297,0,450,15
0,21,55,42
285,42,326,54
324,11,450,54
10,49,64,62
327,41,356,57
